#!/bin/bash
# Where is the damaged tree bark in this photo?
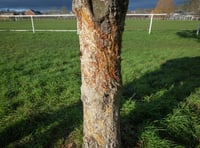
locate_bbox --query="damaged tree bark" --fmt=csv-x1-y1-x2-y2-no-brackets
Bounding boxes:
73,0,128,147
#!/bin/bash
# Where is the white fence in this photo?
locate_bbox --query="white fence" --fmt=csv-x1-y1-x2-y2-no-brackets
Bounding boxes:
127,14,167,34
0,14,76,33
0,14,169,34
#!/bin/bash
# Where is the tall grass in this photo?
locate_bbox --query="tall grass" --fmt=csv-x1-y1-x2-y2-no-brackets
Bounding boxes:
0,20,200,147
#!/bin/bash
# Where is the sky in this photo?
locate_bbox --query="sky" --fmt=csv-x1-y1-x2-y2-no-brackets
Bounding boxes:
0,0,186,11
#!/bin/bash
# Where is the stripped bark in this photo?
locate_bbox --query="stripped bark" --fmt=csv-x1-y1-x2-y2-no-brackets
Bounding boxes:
73,0,128,147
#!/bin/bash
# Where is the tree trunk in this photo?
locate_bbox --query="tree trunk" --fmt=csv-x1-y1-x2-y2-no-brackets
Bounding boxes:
73,0,128,147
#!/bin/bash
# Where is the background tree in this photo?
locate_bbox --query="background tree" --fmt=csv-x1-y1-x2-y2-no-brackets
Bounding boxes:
60,6,69,14
184,0,200,13
155,0,175,13
73,0,128,147
48,7,59,14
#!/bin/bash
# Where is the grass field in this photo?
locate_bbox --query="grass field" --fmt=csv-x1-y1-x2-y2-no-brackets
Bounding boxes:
0,20,200,147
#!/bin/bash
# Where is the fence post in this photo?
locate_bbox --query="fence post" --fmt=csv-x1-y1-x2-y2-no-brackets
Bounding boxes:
77,20,79,35
149,14,154,34
197,23,200,36
31,16,35,33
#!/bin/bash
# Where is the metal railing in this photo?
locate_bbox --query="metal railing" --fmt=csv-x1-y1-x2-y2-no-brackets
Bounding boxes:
0,14,168,34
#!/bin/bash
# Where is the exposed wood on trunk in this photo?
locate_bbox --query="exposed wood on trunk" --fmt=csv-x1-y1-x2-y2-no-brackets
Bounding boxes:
73,0,128,147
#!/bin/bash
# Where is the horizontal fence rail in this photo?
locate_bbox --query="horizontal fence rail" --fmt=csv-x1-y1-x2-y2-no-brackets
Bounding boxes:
1,13,199,35
126,13,167,16
0,14,75,18
0,14,167,34
0,14,76,33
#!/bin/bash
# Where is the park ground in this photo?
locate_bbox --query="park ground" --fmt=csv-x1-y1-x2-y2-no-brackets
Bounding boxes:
0,20,200,147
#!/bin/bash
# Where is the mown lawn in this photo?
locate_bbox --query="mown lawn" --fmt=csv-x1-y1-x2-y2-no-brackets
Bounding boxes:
0,20,200,147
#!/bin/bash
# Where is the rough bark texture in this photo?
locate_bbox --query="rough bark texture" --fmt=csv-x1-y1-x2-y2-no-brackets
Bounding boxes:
73,0,128,147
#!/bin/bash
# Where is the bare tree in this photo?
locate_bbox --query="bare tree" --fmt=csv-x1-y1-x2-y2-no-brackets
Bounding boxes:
60,6,69,14
49,7,59,14
184,0,200,13
72,0,128,147
155,0,175,13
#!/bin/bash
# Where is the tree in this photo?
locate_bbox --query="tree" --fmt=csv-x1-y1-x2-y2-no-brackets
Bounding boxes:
60,6,69,14
72,0,128,147
49,7,59,14
155,0,175,13
184,0,200,13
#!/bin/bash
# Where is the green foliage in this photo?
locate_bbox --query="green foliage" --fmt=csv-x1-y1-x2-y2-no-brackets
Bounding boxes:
0,20,200,147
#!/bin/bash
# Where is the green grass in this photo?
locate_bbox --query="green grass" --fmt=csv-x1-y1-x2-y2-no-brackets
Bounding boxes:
125,20,199,31
0,19,77,30
0,31,82,147
0,20,200,147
